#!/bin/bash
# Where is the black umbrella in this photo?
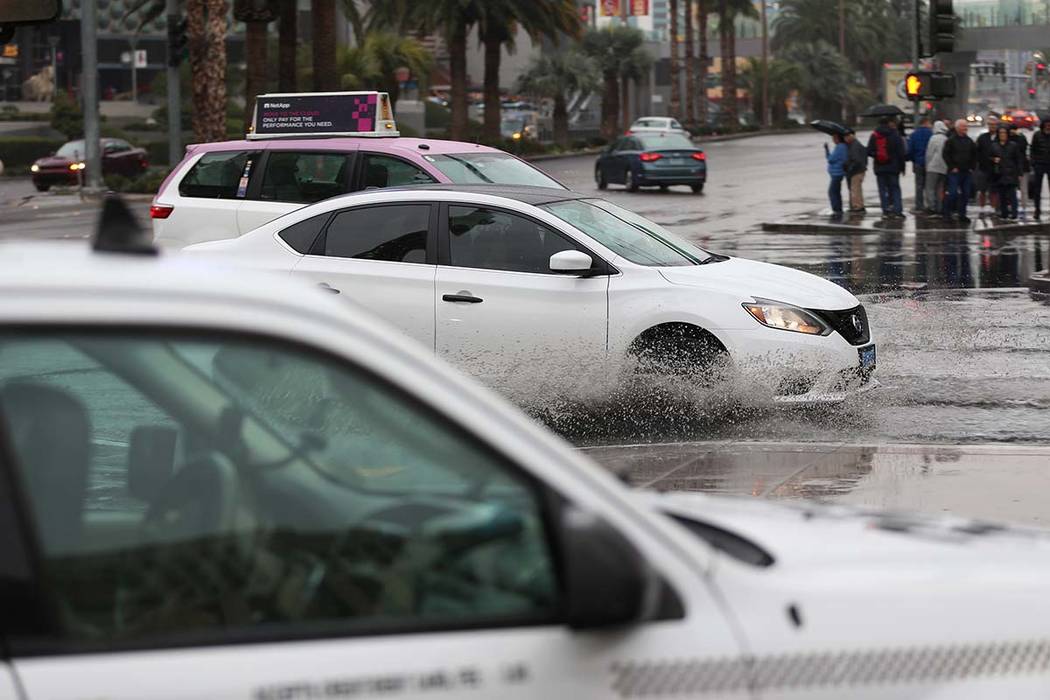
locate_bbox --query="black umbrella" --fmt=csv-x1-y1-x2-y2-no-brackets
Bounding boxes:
861,103,905,118
810,119,849,136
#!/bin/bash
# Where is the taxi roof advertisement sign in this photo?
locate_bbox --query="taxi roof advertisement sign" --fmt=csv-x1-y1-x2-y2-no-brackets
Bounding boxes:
249,92,397,139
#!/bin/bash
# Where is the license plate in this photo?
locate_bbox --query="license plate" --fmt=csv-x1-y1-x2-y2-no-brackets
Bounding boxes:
667,158,686,165
859,345,876,370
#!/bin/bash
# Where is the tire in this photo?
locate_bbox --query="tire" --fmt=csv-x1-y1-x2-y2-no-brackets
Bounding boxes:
596,166,607,190
691,183,704,194
625,168,639,192
630,325,728,379
659,184,669,192
34,183,50,192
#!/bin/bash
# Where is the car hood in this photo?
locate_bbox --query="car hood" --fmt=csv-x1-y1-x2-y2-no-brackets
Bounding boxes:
34,155,74,168
658,257,859,310
650,490,1050,574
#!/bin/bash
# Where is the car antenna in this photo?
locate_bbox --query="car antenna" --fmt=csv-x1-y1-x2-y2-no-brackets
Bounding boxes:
93,194,157,256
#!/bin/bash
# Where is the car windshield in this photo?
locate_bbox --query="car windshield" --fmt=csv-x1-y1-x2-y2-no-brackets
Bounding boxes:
56,140,87,158
541,198,710,266
636,133,695,150
423,152,565,189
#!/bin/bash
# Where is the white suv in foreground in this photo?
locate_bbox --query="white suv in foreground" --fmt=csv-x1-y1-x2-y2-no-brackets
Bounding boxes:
1,219,1049,698
186,185,877,403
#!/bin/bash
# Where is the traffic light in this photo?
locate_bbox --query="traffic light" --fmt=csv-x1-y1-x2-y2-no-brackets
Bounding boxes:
904,71,957,100
1029,87,1038,99
928,0,955,55
167,16,189,68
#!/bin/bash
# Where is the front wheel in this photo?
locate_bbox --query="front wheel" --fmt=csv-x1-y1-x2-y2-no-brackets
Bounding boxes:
34,182,50,192
691,183,704,194
625,168,639,192
596,166,607,190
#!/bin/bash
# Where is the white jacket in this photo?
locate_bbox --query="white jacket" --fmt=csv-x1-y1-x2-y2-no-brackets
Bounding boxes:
925,122,949,175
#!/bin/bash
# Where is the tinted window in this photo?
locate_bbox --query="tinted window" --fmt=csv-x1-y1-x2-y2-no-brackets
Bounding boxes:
449,206,577,274
0,332,557,648
361,154,437,188
325,204,429,263
278,212,329,253
259,151,350,204
422,153,564,189
637,133,695,150
56,140,87,158
178,151,254,199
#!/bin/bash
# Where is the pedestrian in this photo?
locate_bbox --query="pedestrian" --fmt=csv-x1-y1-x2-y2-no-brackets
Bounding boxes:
867,116,907,218
1008,123,1030,216
942,118,978,223
924,120,950,214
844,130,867,212
907,116,933,211
1031,117,1050,219
825,132,848,217
991,124,1023,220
974,115,999,213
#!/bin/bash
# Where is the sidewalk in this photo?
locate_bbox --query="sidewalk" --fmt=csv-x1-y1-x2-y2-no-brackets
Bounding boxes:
763,206,1050,235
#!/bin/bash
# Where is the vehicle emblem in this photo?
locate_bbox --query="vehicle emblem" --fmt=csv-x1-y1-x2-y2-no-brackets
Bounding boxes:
851,314,864,333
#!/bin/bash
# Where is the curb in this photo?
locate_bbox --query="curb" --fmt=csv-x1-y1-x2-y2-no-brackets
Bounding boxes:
1032,270,1050,294
762,219,1050,235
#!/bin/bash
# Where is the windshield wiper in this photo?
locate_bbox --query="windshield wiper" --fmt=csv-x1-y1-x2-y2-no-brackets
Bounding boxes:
442,154,495,183
698,253,729,265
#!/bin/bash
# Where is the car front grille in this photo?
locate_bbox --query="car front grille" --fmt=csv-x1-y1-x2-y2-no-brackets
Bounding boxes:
811,305,870,346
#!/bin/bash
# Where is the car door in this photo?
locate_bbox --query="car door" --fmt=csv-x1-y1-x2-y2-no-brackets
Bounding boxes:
237,150,355,234
292,202,437,349
434,203,610,399
601,138,628,184
161,149,261,247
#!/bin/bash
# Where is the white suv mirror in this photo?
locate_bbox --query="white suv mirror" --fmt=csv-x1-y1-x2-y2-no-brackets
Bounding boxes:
549,250,592,273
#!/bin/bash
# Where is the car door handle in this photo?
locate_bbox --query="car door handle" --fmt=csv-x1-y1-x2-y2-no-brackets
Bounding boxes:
442,293,483,304
318,283,340,294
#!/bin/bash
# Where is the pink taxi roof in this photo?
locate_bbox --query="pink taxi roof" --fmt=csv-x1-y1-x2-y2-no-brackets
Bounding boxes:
187,136,502,158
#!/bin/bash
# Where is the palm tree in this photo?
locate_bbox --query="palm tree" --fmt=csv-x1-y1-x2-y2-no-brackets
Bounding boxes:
516,49,600,147
698,0,709,124
477,0,580,142
233,0,276,128
311,0,337,91
360,32,433,105
581,26,649,140
277,0,297,91
421,0,481,140
739,56,800,125
716,0,757,127
684,0,695,126
621,44,653,129
337,44,378,90
781,40,851,120
188,0,229,142
669,0,680,121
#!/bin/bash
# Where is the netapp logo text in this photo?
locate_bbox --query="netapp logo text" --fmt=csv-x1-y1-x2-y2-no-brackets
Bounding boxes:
264,103,291,108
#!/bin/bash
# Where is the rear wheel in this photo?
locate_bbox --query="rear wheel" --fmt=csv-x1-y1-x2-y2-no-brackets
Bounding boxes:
34,183,50,192
596,166,607,190
691,183,704,194
659,184,669,192
625,168,639,192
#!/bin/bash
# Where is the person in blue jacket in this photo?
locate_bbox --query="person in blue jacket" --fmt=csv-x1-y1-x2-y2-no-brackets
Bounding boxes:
907,116,933,211
825,133,848,217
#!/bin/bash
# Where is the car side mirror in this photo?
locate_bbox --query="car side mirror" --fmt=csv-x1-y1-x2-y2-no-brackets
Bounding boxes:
561,505,650,629
127,425,177,502
549,250,593,274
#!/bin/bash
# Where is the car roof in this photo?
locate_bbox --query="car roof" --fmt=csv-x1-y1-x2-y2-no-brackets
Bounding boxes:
188,136,504,158
341,183,586,207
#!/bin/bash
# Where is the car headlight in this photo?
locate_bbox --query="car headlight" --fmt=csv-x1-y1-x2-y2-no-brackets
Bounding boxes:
30,164,40,172
743,299,830,335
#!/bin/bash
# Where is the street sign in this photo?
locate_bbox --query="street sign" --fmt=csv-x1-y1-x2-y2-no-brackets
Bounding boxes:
135,49,147,68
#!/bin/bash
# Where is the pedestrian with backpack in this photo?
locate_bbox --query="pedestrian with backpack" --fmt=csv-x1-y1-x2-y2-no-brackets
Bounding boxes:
907,117,933,211
867,116,907,218
942,119,978,222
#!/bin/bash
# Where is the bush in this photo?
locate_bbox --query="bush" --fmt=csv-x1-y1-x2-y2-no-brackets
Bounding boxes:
51,92,83,140
146,141,172,167
104,167,171,195
0,136,66,171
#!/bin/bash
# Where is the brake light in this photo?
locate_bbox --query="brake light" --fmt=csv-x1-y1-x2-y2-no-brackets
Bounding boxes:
150,204,174,219
624,130,633,135
140,157,149,169
692,152,706,161
639,152,662,162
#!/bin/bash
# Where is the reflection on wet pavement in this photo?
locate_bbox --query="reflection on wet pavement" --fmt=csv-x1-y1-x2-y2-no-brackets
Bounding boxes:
585,441,1050,526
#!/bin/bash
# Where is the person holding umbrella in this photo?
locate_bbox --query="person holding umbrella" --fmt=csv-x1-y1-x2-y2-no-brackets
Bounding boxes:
825,132,848,217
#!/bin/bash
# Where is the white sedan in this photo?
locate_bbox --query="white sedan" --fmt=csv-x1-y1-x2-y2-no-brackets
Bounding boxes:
185,185,877,403
628,116,691,136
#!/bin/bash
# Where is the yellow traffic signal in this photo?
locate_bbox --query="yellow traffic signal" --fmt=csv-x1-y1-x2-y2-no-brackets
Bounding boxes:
906,74,924,98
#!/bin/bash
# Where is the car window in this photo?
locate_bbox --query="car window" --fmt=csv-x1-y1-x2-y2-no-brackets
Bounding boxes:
259,151,350,204
360,154,436,189
0,332,558,649
636,133,695,150
56,140,86,158
324,204,429,263
670,120,683,130
277,212,330,254
448,205,578,274
541,198,708,267
422,152,564,189
178,150,255,199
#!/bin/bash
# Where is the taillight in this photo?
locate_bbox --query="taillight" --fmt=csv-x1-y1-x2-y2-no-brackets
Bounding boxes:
624,130,634,135
150,204,174,219
639,152,662,162
140,158,149,168
692,152,707,161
